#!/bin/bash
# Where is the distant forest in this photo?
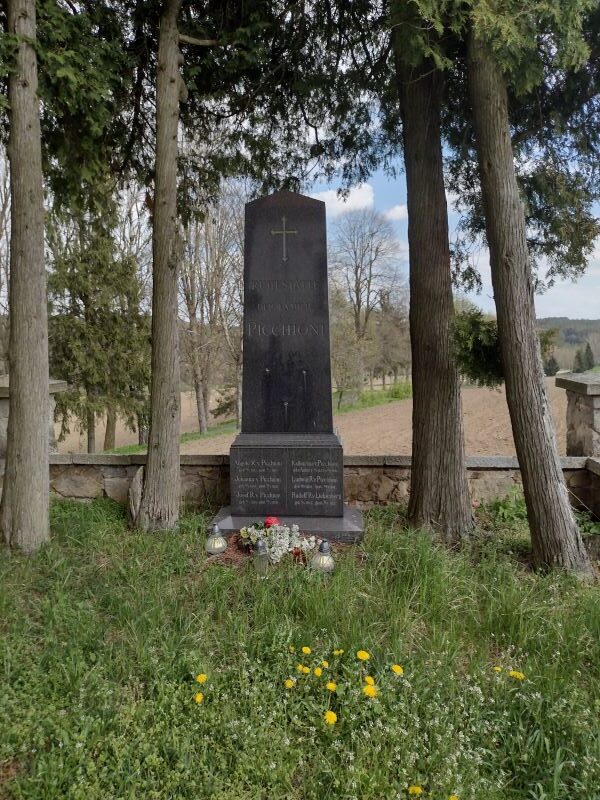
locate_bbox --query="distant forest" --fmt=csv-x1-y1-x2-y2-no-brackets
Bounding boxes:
537,318,600,371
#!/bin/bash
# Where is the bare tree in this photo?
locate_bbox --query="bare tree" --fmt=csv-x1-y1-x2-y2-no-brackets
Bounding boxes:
329,209,401,384
330,285,363,408
217,188,244,428
1,0,50,551
468,30,593,577
135,0,182,532
179,186,244,432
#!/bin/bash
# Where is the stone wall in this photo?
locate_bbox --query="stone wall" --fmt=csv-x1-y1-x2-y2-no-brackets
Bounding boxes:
556,374,600,457
39,453,596,515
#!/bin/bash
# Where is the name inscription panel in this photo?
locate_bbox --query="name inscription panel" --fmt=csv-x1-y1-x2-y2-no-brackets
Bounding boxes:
230,445,343,517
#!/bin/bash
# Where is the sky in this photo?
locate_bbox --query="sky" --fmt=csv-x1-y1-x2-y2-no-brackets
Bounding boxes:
310,168,600,320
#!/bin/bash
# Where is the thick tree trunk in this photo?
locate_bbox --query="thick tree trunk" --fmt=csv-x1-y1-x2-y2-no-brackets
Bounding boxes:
467,32,592,576
0,0,50,552
396,58,473,542
136,0,182,531
87,409,96,454
104,407,117,451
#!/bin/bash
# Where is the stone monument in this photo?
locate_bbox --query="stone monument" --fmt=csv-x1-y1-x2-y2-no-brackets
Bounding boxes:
213,190,363,540
0,376,67,458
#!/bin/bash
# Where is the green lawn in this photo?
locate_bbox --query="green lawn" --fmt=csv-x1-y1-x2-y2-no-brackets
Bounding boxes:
334,381,412,413
108,420,239,454
1,499,600,799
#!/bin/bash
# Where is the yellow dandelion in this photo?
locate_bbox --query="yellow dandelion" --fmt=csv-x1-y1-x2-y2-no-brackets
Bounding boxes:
493,666,502,673
301,666,311,675
195,673,208,684
449,795,459,800
362,683,378,698
408,786,423,796
356,650,370,661
321,660,329,668
333,648,344,656
326,681,337,692
301,646,311,655
508,670,525,681
364,675,375,686
193,691,204,704
284,678,295,689
296,663,305,673
314,667,323,677
324,710,337,725
391,664,404,676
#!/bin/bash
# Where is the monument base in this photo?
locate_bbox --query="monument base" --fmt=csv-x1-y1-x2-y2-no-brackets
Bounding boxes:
211,504,364,543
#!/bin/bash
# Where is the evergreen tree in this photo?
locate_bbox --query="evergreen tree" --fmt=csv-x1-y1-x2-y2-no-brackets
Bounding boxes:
573,349,586,373
48,205,150,453
467,0,593,577
544,355,559,377
584,342,595,370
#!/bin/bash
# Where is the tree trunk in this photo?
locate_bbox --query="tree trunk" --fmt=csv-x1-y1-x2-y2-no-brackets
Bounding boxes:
136,0,182,532
467,32,592,576
137,411,149,446
203,377,211,428
396,56,473,542
87,409,96,454
236,363,242,429
382,371,386,389
104,407,117,451
0,0,50,552
193,370,208,433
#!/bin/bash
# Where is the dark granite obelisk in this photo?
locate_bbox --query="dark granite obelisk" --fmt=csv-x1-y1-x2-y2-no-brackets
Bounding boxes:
213,190,363,540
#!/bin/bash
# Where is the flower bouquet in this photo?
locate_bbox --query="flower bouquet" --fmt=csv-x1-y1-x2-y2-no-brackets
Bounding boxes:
239,516,319,565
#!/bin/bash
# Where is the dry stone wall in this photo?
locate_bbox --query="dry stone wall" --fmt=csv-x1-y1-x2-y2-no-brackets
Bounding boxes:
24,453,593,516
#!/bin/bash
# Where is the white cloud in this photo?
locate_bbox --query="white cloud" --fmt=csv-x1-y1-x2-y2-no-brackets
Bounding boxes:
311,183,374,217
384,204,408,221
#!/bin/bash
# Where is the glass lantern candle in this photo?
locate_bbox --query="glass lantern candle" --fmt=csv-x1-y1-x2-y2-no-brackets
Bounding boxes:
310,539,335,574
253,538,269,578
205,523,227,555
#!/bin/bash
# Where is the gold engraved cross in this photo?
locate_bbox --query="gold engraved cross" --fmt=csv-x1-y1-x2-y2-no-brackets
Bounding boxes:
271,216,298,262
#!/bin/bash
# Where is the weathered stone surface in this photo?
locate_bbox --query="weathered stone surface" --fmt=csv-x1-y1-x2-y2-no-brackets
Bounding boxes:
561,389,600,457
556,373,600,396
468,469,522,503
127,466,144,524
104,477,130,504
343,466,410,506
181,465,228,509
51,465,103,499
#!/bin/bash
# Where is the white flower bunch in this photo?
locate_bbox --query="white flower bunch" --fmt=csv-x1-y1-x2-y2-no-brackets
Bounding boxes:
240,523,318,564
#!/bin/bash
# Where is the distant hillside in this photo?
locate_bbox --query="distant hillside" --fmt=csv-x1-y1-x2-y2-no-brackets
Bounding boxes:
538,317,600,339
537,318,600,370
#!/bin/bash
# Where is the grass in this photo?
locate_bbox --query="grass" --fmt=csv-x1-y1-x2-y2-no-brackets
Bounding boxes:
334,382,412,413
108,419,239,454
107,386,412,454
2,499,600,799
